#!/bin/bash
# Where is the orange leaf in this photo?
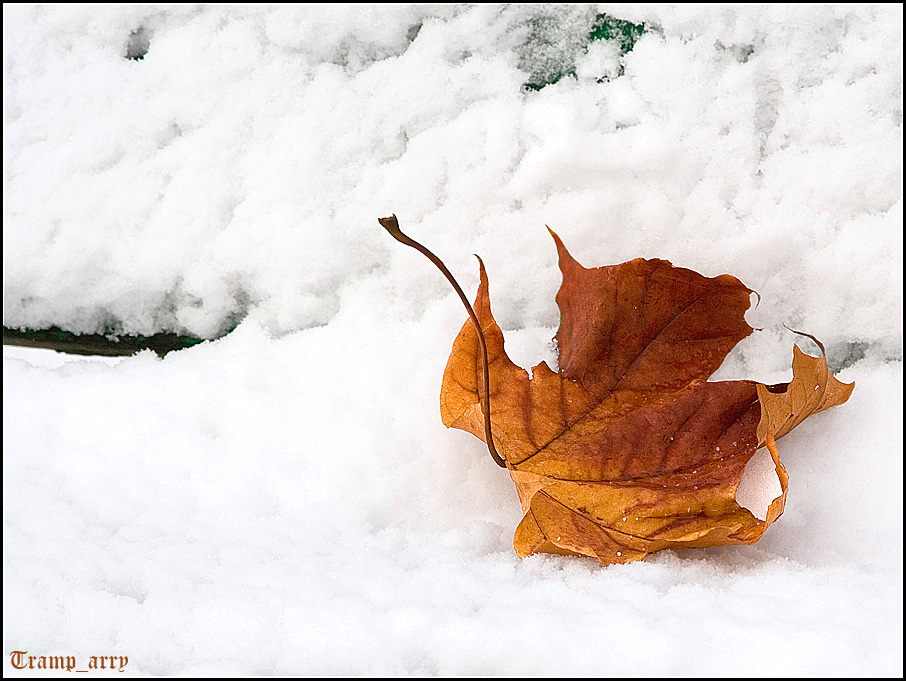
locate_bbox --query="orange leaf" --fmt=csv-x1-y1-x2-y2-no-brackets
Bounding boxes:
440,231,853,566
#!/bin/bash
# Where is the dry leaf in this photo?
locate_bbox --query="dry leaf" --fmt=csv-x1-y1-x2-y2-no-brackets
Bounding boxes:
440,230,853,566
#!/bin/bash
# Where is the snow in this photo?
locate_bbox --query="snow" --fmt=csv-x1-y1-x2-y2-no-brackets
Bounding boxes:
3,4,902,676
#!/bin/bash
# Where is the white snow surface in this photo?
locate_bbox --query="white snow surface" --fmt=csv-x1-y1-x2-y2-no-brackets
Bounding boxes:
3,4,903,676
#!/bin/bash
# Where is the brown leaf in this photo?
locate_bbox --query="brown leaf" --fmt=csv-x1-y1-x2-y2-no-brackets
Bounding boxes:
440,231,853,566
756,345,855,444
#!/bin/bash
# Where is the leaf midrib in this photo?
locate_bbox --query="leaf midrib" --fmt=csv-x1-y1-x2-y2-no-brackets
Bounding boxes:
511,290,725,466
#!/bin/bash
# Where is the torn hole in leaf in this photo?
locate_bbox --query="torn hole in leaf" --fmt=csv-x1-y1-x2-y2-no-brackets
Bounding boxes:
736,446,783,520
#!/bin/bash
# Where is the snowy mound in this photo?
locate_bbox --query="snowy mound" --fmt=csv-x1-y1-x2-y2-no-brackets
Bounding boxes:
4,5,901,368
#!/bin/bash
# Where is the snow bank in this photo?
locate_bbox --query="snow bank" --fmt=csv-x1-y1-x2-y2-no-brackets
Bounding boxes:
4,5,901,367
3,317,901,675
3,4,902,676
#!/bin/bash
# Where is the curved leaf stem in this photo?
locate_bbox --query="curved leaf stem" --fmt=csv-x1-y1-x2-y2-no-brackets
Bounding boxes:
782,323,826,357
379,214,506,468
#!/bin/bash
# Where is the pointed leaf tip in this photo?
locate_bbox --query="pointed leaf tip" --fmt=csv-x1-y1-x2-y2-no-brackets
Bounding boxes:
473,254,489,291
547,227,581,273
